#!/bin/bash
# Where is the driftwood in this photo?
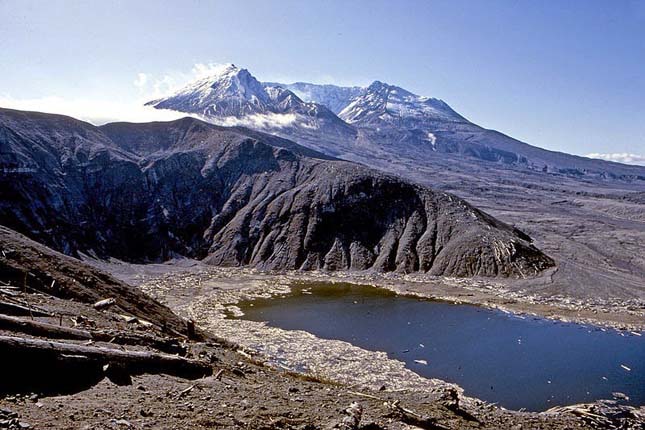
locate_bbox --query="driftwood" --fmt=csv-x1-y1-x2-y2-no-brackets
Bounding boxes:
0,335,211,379
347,390,383,401
0,314,185,354
0,300,51,317
94,298,116,310
546,401,645,429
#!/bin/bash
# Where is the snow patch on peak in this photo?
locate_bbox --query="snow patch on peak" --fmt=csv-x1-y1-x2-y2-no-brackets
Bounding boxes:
265,82,365,114
172,64,259,97
194,63,241,79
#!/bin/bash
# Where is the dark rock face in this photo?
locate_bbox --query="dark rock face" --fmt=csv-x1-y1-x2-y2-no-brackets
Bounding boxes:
0,108,553,277
201,166,551,276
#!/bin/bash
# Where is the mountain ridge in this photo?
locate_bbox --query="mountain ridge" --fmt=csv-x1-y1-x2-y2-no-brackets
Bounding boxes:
0,107,553,277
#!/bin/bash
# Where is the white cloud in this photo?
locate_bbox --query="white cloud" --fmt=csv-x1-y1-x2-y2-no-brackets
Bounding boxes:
132,62,236,102
148,74,180,100
0,63,231,125
130,72,183,101
0,95,194,125
211,112,298,129
133,72,148,89
0,63,220,125
586,152,645,166
191,63,235,79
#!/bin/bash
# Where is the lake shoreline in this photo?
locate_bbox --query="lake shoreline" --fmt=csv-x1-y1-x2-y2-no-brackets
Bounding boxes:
97,259,644,332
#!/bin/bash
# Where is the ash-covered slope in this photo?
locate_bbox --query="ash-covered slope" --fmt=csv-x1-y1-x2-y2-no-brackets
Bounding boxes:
0,225,189,335
0,107,552,277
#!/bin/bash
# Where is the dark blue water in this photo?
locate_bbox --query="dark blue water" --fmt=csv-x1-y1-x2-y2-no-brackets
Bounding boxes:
236,283,644,411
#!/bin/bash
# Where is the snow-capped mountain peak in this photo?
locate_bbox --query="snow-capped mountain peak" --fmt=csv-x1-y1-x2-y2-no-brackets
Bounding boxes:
263,79,466,126
179,64,265,98
338,80,464,125
146,64,470,158
148,64,274,117
200,64,268,101
147,63,466,129
146,66,353,145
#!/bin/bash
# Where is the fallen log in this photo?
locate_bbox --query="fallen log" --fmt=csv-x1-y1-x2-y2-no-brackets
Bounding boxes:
0,335,211,380
0,313,92,340
0,300,51,317
0,314,185,354
0,287,20,297
95,330,186,355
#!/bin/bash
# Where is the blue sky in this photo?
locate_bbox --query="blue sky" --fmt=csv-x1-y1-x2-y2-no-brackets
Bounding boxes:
1,0,644,163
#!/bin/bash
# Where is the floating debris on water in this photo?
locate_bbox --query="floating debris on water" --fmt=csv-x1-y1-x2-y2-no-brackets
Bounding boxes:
612,392,630,401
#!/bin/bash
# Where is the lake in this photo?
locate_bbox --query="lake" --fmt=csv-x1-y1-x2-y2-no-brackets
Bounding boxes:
235,282,644,411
